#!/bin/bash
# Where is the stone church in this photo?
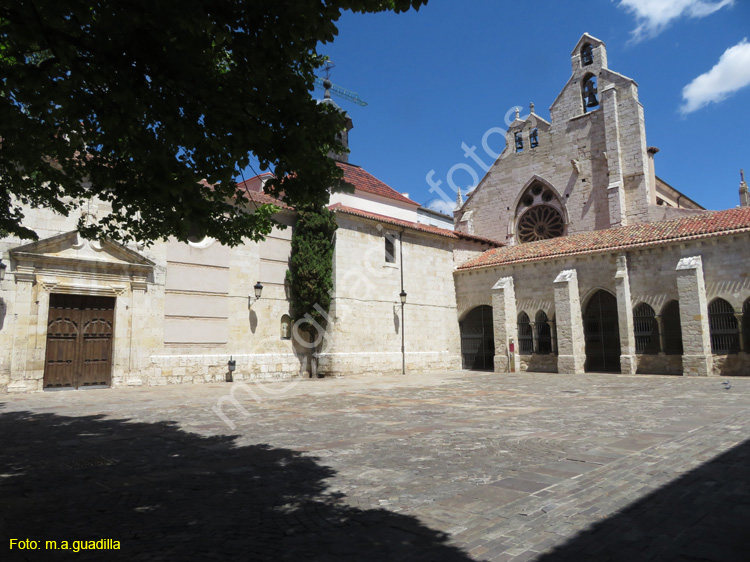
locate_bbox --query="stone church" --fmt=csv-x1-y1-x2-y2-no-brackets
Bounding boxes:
453,34,750,378
0,33,748,394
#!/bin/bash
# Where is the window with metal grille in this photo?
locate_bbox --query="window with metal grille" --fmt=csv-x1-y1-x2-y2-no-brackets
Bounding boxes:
535,310,552,354
517,312,533,355
661,300,683,355
708,298,739,354
744,299,750,351
633,303,659,354
385,235,396,263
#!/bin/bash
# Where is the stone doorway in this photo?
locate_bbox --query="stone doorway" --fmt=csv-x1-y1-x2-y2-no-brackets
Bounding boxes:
583,290,621,373
460,306,494,371
44,294,116,389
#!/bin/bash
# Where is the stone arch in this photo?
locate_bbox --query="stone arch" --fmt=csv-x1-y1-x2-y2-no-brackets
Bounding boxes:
459,305,494,371
633,302,659,354
535,309,553,354
708,298,739,354
583,289,620,372
517,311,532,355
280,314,292,340
582,72,599,112
581,43,594,66
513,177,568,244
660,300,683,355
511,176,568,221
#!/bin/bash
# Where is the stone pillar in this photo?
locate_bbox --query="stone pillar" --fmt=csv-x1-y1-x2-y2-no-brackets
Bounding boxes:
734,313,745,352
491,277,519,373
614,255,637,374
530,321,538,354
676,256,713,376
553,269,585,374
601,85,627,228
8,270,35,393
550,320,558,355
655,315,666,354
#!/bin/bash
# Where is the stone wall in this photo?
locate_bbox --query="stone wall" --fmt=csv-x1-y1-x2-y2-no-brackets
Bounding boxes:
455,232,750,377
456,34,652,245
321,213,463,376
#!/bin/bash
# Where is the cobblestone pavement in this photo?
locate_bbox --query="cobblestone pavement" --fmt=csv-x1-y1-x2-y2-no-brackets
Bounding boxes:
1,370,749,561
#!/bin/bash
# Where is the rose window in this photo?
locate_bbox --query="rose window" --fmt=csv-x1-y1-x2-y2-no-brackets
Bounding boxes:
517,205,564,243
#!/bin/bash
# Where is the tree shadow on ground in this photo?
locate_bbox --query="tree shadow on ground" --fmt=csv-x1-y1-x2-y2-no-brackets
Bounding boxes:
537,438,750,562
0,410,473,562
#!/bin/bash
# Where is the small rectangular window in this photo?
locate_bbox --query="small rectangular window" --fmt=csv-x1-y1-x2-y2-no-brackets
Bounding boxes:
514,132,524,152
385,236,396,263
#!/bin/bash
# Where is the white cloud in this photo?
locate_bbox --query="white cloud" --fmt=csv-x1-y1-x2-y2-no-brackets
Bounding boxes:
424,198,456,215
618,0,734,40
681,38,750,113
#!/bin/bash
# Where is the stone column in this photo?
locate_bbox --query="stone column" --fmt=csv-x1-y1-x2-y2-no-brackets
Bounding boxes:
553,269,585,374
491,277,519,373
614,255,637,374
655,315,666,354
550,319,558,355
676,256,713,376
530,321,538,354
734,312,745,352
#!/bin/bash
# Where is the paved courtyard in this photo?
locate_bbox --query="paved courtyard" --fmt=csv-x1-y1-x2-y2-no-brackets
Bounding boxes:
1,370,749,561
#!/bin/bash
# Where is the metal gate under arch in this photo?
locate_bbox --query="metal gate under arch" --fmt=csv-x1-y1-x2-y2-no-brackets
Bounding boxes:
583,290,621,373
460,305,494,371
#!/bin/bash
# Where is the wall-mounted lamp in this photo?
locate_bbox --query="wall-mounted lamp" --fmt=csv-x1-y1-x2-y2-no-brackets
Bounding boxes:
0,259,6,281
227,356,236,383
249,282,263,307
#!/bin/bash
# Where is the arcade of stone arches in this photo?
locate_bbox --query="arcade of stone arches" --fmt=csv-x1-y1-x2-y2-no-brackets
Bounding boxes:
460,292,750,373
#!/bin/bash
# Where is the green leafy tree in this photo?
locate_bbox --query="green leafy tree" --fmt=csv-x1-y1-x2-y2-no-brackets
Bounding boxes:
286,205,337,375
0,0,427,244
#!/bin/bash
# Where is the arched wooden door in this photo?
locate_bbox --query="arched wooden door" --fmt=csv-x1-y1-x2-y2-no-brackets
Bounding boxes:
460,306,494,371
583,290,620,373
44,294,115,389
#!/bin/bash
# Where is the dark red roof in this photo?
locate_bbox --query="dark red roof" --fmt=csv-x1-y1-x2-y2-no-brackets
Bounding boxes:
458,207,750,270
336,162,419,206
330,204,502,246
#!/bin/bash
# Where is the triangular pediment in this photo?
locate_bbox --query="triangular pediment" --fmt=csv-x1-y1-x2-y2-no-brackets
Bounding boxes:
10,231,154,269
571,32,605,56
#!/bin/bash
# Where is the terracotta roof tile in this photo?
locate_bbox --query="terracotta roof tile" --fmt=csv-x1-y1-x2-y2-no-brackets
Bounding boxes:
458,207,750,270
336,162,419,206
330,204,502,246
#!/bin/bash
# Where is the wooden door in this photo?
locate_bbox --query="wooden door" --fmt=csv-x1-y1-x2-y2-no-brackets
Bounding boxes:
44,294,115,389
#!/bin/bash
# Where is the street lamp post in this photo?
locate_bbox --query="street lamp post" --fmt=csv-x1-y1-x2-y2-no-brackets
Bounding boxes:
400,289,407,375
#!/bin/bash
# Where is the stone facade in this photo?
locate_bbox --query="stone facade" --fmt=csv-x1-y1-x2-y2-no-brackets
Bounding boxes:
455,231,750,377
455,34,703,247
452,34,749,378
0,191,493,393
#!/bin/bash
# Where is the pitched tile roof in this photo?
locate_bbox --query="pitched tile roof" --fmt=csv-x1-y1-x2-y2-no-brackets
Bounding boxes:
336,162,419,206
458,207,750,270
330,204,502,246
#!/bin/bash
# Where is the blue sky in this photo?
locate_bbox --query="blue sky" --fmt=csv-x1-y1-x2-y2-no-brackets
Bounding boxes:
308,0,750,214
